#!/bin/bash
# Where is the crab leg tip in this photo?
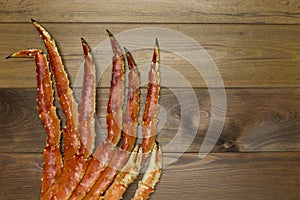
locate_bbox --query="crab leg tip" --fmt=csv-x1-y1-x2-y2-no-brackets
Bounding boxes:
81,37,89,49
124,47,137,70
152,42,159,63
106,29,113,37
31,18,39,26
81,37,86,43
107,30,123,56
155,38,159,48
7,49,43,59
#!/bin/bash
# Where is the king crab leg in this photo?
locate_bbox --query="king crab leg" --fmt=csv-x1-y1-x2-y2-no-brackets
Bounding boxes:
96,48,142,200
83,40,160,200
105,30,126,146
141,38,160,161
98,41,161,200
31,19,81,162
121,47,140,152
69,30,127,200
78,38,97,157
29,20,100,199
7,49,63,195
82,45,141,200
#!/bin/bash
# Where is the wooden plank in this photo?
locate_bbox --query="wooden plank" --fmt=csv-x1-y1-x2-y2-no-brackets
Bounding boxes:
0,152,299,200
0,153,42,199
1,0,300,24
2,23,300,88
1,88,300,153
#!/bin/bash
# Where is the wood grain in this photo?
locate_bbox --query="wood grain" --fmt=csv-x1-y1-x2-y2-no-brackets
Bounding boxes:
1,88,300,153
2,23,300,88
1,0,300,24
0,152,299,200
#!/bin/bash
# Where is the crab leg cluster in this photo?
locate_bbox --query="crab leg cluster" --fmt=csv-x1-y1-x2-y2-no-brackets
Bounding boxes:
8,20,162,200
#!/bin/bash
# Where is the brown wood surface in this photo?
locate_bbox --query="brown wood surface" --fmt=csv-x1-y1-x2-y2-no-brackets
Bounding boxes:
1,24,300,88
0,152,299,200
1,0,300,24
1,0,300,200
1,88,300,153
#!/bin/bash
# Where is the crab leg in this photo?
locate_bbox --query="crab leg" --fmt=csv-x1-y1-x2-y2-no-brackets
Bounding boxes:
105,29,125,145
131,39,161,200
78,38,96,157
69,30,126,200
82,46,140,200
96,42,161,200
95,48,141,200
40,38,97,199
31,20,95,199
121,47,140,152
84,41,160,199
142,38,160,160
7,49,63,195
132,142,162,200
31,19,81,161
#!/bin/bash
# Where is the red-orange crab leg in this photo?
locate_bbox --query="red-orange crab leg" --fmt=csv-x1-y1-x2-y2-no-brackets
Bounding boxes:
121,47,140,152
142,38,160,160
98,42,160,200
69,30,126,200
40,37,95,200
100,145,143,200
132,142,162,200
82,46,140,200
7,49,63,195
31,19,81,161
78,38,96,157
105,29,125,145
122,41,161,200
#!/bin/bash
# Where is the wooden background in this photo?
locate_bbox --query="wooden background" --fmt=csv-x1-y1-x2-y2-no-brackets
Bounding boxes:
1,0,300,199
